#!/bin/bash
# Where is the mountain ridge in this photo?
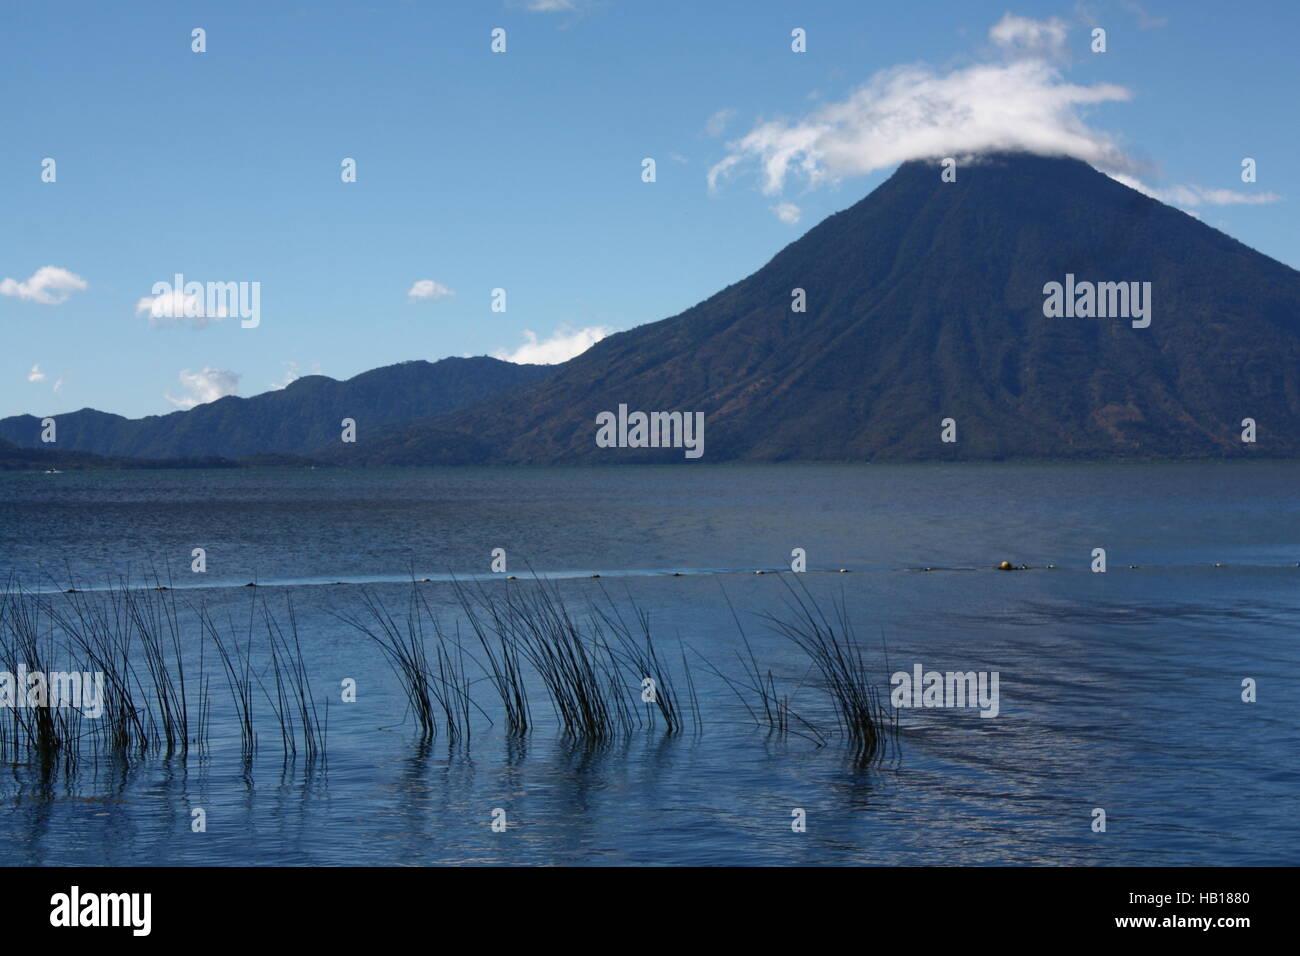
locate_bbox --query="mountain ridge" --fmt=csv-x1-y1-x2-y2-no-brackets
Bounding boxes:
0,356,553,460
334,152,1300,464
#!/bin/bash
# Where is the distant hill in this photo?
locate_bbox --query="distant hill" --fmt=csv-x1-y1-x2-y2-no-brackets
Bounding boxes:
0,437,240,471
337,153,1300,463
0,357,552,460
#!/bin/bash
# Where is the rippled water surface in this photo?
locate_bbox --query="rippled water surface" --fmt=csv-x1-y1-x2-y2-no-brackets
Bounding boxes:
1,463,1296,865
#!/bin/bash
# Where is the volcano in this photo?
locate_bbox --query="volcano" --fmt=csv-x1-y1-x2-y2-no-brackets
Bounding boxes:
347,152,1300,464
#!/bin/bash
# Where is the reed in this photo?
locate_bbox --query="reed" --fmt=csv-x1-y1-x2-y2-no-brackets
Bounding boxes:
125,580,191,756
40,583,150,760
337,589,437,740
203,603,257,756
457,577,623,739
761,577,897,762
452,579,531,737
589,587,691,734
1,573,895,778
696,586,827,746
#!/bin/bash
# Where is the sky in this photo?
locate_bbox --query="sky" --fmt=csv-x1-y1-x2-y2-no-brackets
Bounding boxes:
2,0,1297,419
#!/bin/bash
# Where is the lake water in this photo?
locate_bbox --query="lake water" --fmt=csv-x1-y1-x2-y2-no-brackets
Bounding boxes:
1,462,1296,865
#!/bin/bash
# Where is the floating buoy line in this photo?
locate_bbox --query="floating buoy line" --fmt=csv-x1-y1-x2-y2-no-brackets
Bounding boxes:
23,560,1291,595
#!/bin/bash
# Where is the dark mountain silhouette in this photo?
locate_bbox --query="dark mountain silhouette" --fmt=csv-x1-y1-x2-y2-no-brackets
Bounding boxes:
337,152,1300,464
0,357,552,460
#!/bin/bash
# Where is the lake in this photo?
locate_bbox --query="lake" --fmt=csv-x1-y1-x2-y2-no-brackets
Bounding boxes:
0,462,1296,865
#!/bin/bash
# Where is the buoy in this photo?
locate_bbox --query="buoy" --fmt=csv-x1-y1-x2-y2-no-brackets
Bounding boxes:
838,568,849,573
590,574,601,578
754,569,765,575
997,561,1013,571
507,575,517,580
672,572,684,577
1047,564,1056,569
154,585,169,591
245,582,257,587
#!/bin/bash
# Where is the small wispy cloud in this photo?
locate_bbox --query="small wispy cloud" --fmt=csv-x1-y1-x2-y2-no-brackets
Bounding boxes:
165,367,241,409
0,266,88,305
407,279,455,302
772,202,802,225
27,364,46,383
135,290,227,329
988,13,1070,59
1109,174,1283,207
704,108,736,138
269,361,322,390
526,0,575,11
1120,1,1169,30
492,324,614,364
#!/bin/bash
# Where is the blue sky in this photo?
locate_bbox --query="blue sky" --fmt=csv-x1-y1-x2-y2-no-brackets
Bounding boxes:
2,0,1297,419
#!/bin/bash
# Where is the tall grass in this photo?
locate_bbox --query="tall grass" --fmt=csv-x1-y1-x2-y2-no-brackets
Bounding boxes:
337,589,438,740
0,580,327,774
2,573,896,777
203,603,257,756
761,577,898,763
345,575,895,760
260,599,327,761
453,579,531,737
344,576,700,742
698,585,827,746
589,588,695,735
0,587,73,769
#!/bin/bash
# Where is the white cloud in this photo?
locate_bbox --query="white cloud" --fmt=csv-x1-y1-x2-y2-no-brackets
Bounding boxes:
492,324,614,364
1108,174,1282,207
709,51,1133,196
988,13,1069,59
704,108,735,138
407,279,455,301
0,266,88,305
165,367,241,409
707,14,1277,215
1121,1,1169,30
53,377,63,393
772,202,802,225
135,290,227,329
27,364,46,383
527,0,574,11
270,361,321,390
